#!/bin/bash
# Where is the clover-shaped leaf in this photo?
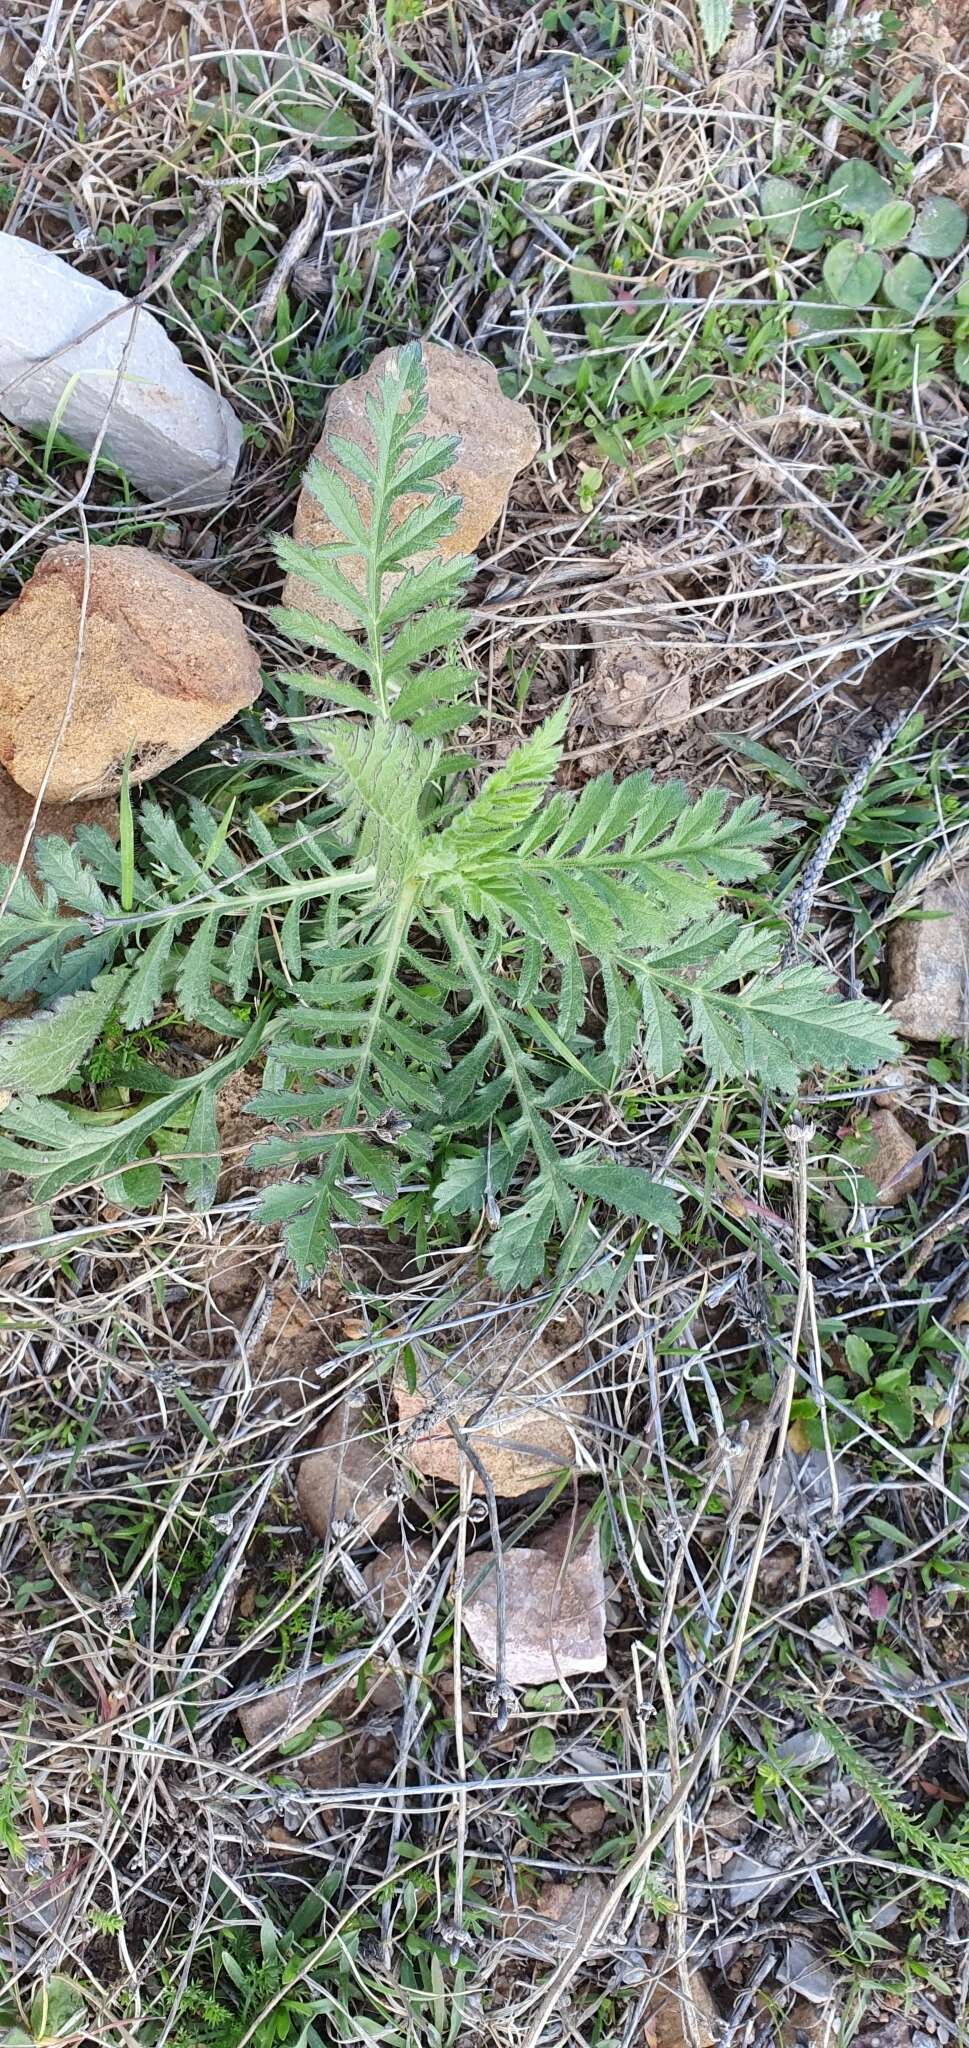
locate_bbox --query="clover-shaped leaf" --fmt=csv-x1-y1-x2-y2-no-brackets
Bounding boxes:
865,200,915,250
882,252,933,313
826,160,893,221
760,175,827,252
823,239,883,307
908,196,967,259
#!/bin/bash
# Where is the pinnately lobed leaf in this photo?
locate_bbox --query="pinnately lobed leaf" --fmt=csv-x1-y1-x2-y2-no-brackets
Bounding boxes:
0,969,127,1096
0,346,902,1288
698,0,734,55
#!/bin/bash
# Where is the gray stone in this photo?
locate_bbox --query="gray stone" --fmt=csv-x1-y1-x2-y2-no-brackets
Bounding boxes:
0,232,241,508
775,1727,835,1771
725,1845,789,1910
890,867,969,1042
779,1938,838,2005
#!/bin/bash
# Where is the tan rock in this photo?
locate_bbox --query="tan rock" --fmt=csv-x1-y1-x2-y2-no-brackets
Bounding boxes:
282,343,539,629
889,869,969,1042
296,1390,395,1545
394,1308,587,1498
236,1661,397,1813
757,1993,840,2047
237,1665,397,1747
642,1971,719,2048
860,1109,922,1204
0,543,261,801
462,1515,607,1686
362,1538,433,1621
872,1062,915,1109
237,1673,328,1751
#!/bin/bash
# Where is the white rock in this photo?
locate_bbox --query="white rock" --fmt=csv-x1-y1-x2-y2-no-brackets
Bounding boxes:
0,233,241,508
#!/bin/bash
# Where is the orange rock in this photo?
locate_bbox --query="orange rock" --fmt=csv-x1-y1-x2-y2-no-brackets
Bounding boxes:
567,1796,606,1837
282,343,539,629
394,1308,587,1499
0,543,261,800
642,1971,719,2048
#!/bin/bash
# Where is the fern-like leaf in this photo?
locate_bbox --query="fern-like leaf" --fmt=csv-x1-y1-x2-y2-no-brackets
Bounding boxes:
272,342,474,732
321,720,437,901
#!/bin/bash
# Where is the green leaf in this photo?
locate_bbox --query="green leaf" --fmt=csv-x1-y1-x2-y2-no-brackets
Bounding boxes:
844,1332,872,1378
29,1976,85,2043
175,913,220,1020
873,1367,915,1442
908,195,966,258
180,1085,221,1210
120,924,176,1029
562,1157,681,1231
486,1178,559,1289
638,975,685,1077
698,0,733,54
569,263,613,330
323,720,436,899
826,160,893,221
429,704,568,877
0,1022,262,1207
528,1725,557,1764
864,199,915,249
759,176,826,252
260,1176,338,1280
792,287,859,341
0,969,126,1096
882,251,933,313
823,239,884,307
119,1158,163,1207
